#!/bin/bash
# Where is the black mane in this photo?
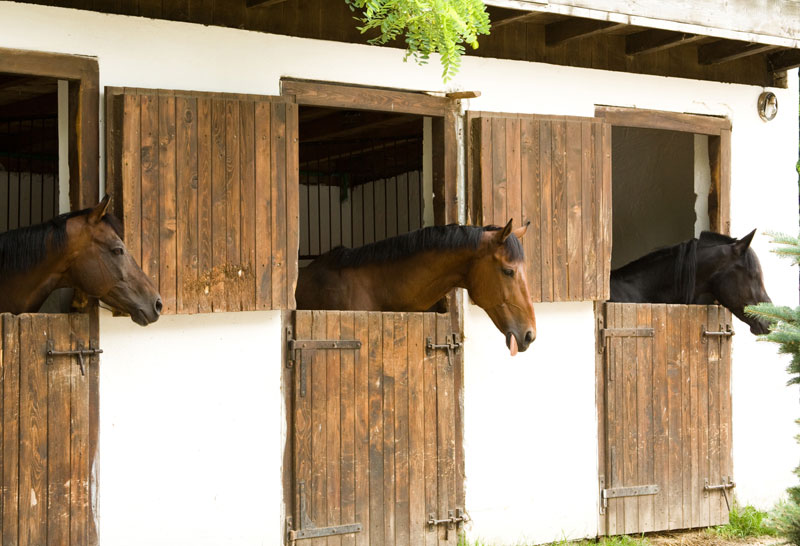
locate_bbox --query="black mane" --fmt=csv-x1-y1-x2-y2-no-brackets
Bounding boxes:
0,208,123,275
321,224,524,269
612,238,698,304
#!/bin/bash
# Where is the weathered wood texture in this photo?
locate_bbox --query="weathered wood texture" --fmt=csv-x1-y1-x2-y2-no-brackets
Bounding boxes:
599,303,733,535
106,87,299,313
468,112,611,302
12,2,780,87
0,312,92,545
290,310,461,546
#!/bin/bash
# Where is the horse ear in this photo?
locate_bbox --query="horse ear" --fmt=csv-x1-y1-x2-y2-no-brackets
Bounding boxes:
732,229,757,255
496,219,514,245
512,220,530,240
88,194,111,225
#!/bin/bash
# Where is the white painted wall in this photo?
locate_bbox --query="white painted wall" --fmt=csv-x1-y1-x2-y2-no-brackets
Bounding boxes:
0,2,797,544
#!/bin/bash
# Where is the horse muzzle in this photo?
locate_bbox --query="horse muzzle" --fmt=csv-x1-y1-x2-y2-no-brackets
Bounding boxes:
506,329,535,356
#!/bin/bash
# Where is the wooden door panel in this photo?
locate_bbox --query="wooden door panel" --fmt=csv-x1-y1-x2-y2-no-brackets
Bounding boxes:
289,310,461,546
600,303,733,535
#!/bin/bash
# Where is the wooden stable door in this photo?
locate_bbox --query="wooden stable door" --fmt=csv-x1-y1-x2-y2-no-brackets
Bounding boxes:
598,303,734,535
287,311,463,546
0,313,93,545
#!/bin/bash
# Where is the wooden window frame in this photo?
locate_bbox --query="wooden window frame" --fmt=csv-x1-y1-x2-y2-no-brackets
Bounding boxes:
0,47,100,545
594,106,732,235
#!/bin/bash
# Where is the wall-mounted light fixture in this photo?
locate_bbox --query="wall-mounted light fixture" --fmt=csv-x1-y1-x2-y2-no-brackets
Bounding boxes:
757,91,778,121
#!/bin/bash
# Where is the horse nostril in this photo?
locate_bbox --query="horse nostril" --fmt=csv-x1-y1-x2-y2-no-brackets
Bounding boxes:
154,298,163,315
525,330,535,344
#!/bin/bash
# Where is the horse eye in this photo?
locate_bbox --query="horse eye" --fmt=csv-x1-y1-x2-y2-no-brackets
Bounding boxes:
112,247,124,256
502,268,515,277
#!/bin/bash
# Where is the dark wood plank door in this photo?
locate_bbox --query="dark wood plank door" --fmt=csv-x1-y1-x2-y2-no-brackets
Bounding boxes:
1,313,93,545
598,303,733,536
288,310,462,546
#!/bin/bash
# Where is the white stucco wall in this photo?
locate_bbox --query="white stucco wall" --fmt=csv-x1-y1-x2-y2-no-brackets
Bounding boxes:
0,2,798,544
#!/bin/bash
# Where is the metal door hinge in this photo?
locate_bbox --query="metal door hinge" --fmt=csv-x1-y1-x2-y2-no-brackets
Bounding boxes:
428,508,469,540
600,483,659,514
598,328,654,353
286,326,361,397
426,333,461,368
287,481,362,543
46,340,102,376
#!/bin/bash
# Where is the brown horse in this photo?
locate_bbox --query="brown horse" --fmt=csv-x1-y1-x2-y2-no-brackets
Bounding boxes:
0,195,162,326
296,220,536,355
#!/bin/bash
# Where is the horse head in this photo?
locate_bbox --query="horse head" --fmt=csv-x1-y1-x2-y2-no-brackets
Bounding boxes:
66,196,162,326
466,219,536,355
698,229,771,335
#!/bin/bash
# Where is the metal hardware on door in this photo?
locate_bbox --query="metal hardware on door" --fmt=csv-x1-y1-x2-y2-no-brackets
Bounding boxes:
701,324,734,342
46,340,102,376
426,333,461,368
286,481,362,543
705,477,736,511
428,508,469,539
286,326,361,397
598,327,654,353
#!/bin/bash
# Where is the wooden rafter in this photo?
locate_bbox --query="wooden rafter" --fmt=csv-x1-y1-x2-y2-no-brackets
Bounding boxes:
625,29,703,56
545,18,626,47
768,49,800,73
698,39,778,65
490,9,544,29
301,111,420,143
246,0,290,8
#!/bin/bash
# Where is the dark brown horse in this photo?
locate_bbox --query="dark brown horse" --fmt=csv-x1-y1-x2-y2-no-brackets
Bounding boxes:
296,220,536,355
0,195,162,326
610,229,771,334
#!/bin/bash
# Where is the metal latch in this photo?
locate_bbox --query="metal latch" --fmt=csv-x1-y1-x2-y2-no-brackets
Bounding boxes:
428,508,469,539
46,340,102,376
286,326,361,398
426,333,461,368
287,481,362,543
600,482,659,514
705,477,735,511
702,324,734,342
598,328,654,353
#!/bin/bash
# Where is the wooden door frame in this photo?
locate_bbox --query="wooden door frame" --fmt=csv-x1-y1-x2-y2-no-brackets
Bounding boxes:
279,79,465,539
594,106,732,536
0,47,100,545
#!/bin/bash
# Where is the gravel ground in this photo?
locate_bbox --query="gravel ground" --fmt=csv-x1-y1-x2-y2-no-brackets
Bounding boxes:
648,530,787,546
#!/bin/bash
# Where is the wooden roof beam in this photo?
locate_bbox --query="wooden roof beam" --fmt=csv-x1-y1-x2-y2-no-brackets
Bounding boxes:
625,29,703,55
490,10,544,29
768,49,800,73
545,18,627,47
246,0,290,8
698,39,779,65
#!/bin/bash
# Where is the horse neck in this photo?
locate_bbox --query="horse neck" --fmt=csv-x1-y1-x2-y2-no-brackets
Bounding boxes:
615,243,696,303
369,247,473,311
0,236,71,314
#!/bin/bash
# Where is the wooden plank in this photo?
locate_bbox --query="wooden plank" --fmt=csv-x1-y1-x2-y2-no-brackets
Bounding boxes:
666,305,683,529
595,106,730,136
326,312,343,546
70,314,90,546
581,121,597,299
239,102,256,306
611,303,624,534
478,118,493,225
282,80,448,117
140,93,160,295
436,313,456,545
506,117,522,230
491,117,508,227
688,305,702,528
382,314,396,546
353,312,370,546
600,122,612,299
211,99,227,312
422,313,438,546
294,311,313,535
407,314,425,546
271,102,288,310
311,311,328,544
2,315,20,546
719,308,733,524
121,94,143,263
18,314,48,546
286,102,300,309
254,101,273,309
706,305,722,525
394,315,411,546
367,312,385,546
520,118,541,300
47,316,71,546
551,120,568,301
603,304,618,535
565,120,583,301
622,304,639,534
159,94,178,314
225,99,242,312
680,306,692,529
539,120,554,302
196,97,213,313
340,313,357,546
176,96,199,314
652,304,669,531
636,304,655,532
597,303,608,537
718,130,731,235
697,305,711,528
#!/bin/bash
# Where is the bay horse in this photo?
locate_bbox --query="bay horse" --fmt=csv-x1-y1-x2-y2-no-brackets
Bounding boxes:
296,220,536,355
0,195,162,326
610,229,771,334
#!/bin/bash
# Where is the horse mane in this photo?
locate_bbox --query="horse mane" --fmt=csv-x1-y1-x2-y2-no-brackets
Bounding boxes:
0,208,123,275
613,238,698,304
323,224,524,269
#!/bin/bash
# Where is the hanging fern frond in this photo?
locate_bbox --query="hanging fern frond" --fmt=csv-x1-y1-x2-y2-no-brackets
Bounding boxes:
345,0,491,82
